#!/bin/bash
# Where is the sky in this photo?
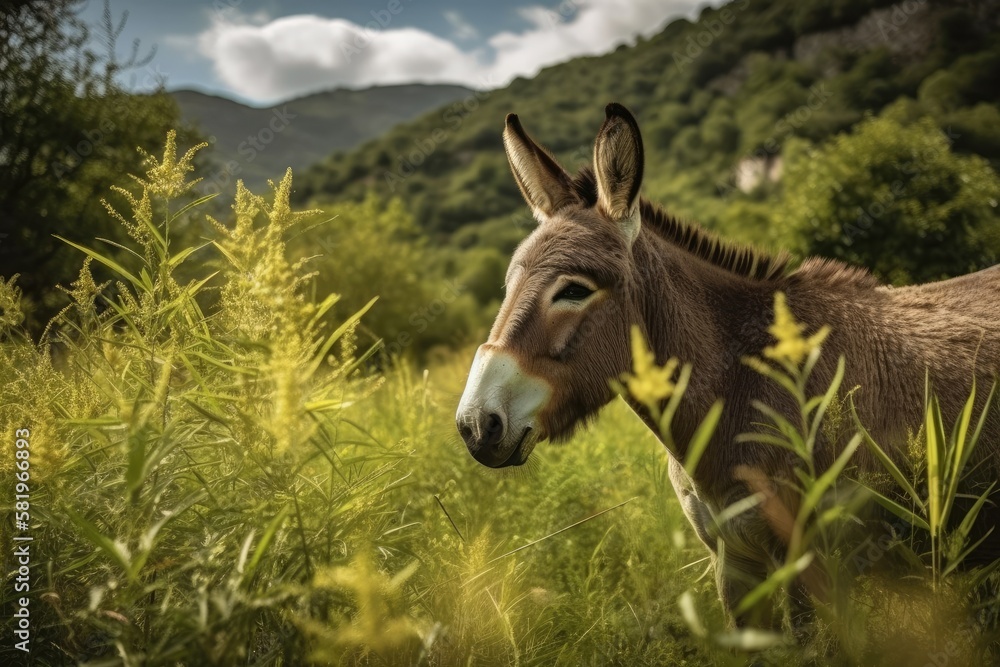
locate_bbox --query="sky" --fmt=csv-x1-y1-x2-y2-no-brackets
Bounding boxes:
77,0,710,106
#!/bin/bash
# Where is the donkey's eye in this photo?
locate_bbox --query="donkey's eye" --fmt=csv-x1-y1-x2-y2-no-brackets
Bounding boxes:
554,282,594,302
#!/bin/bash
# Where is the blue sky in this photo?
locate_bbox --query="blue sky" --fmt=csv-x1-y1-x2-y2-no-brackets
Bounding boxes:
78,0,709,106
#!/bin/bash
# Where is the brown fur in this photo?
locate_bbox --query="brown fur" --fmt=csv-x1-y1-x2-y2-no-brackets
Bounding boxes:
472,103,1000,628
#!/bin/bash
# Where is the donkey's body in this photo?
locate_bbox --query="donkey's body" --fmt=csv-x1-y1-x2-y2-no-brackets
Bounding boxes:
456,103,1000,628
629,213,1000,617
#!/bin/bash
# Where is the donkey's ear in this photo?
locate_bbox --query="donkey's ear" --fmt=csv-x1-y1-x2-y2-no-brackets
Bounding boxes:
594,103,644,244
503,113,577,219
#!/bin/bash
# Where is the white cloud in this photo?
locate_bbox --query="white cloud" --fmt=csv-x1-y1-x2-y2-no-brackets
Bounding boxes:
196,0,704,103
197,14,484,101
444,10,479,41
491,0,700,84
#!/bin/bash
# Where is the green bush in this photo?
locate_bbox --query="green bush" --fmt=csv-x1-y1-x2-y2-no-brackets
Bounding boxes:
774,114,1000,284
0,1,194,329
297,195,482,360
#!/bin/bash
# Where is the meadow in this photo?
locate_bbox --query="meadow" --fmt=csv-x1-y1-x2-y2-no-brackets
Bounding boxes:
0,138,706,665
5,0,1000,664
1,132,998,666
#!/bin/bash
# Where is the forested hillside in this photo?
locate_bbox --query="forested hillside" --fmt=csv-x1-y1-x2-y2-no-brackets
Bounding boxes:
297,0,1000,304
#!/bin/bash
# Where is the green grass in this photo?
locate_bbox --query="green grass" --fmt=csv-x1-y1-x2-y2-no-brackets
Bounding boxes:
358,359,719,666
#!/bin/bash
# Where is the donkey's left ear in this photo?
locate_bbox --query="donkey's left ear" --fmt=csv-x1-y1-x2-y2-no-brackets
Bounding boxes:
503,113,577,220
594,103,644,245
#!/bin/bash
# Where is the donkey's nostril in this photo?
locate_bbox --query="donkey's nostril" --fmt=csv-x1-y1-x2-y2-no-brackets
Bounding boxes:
458,422,475,448
484,412,505,447
457,411,506,453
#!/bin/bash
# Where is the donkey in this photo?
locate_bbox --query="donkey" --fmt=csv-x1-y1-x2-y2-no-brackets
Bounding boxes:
455,102,1000,628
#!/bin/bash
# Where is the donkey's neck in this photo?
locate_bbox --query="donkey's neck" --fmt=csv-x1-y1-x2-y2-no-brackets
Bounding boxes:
628,228,772,457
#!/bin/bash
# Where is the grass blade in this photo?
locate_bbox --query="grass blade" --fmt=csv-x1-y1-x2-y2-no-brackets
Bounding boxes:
736,552,814,615
926,396,943,536
66,507,132,577
305,296,378,378
805,356,845,454
56,236,141,286
864,486,931,532
246,506,291,578
799,434,861,523
851,394,925,512
486,497,636,565
685,399,723,476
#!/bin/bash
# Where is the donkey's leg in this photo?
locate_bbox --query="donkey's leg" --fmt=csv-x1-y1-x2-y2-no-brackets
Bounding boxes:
767,544,819,639
715,539,775,629
732,463,826,636
669,458,779,628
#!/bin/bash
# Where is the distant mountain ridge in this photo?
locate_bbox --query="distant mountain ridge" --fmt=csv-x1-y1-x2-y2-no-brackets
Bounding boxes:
170,84,475,190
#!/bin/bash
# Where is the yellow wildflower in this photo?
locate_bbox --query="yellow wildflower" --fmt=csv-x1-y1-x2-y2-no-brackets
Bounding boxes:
61,258,110,313
764,292,830,365
303,552,422,662
625,325,679,408
133,129,208,199
0,274,24,330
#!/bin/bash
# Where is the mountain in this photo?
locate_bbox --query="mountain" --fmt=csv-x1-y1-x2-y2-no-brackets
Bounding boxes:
171,84,475,189
295,0,1000,246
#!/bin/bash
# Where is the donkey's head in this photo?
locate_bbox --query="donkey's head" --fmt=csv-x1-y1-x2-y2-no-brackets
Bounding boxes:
456,103,647,467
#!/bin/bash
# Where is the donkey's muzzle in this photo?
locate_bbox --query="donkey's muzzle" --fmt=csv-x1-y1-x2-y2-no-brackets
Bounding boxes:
457,409,518,467
456,346,550,468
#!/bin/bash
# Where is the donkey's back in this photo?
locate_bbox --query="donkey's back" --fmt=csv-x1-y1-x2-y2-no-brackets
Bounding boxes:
887,263,1000,318
879,262,1000,396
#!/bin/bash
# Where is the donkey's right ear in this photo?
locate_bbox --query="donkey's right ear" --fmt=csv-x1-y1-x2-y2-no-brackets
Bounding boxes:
503,114,576,220
594,103,644,245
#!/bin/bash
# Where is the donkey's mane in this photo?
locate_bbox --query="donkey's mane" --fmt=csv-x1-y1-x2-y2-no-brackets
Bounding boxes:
571,167,790,282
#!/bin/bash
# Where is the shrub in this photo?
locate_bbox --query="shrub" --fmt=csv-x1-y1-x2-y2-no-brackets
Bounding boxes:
775,114,1000,284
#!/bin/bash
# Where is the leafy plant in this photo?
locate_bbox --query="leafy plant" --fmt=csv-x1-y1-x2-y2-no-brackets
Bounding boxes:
0,132,412,665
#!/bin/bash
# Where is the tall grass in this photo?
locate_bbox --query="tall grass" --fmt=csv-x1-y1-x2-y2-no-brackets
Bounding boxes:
2,134,999,665
0,133,400,664
0,134,713,666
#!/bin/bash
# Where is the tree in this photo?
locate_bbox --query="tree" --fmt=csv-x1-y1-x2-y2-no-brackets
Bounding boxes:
0,0,188,327
774,115,1000,285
